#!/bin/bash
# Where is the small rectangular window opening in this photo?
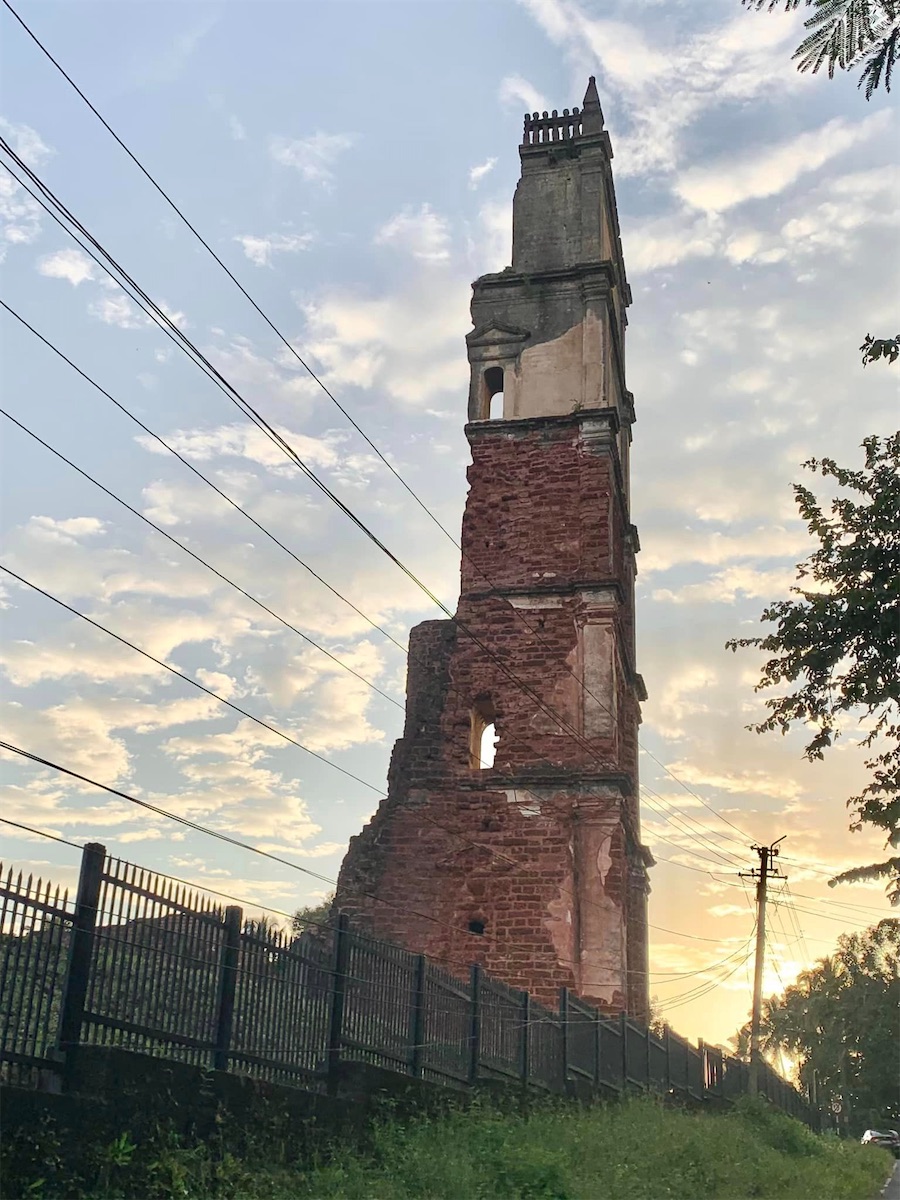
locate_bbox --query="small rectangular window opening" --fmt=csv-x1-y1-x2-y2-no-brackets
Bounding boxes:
468,919,486,936
482,366,505,420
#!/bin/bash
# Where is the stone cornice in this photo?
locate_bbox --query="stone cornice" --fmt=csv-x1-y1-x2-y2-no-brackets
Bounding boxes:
465,404,620,440
457,769,634,796
461,578,627,604
474,260,618,294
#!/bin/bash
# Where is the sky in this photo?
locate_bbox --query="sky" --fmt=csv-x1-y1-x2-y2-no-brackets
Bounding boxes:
0,0,897,1052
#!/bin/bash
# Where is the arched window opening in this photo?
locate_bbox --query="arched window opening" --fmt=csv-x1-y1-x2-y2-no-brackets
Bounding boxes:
468,918,486,936
469,697,497,769
479,722,498,768
482,365,505,420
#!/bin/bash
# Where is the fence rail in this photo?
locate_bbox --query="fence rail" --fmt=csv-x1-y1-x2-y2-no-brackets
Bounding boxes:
0,844,816,1124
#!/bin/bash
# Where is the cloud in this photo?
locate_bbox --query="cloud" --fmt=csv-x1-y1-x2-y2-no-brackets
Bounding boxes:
624,145,899,277
245,639,388,754
229,115,246,141
651,565,800,606
0,175,43,260
202,337,319,411
137,421,344,475
498,74,549,114
623,211,722,274
268,131,357,186
300,278,469,403
665,761,804,803
297,197,512,404
234,231,315,266
30,515,107,542
88,291,144,330
374,204,451,263
517,0,804,178
159,301,188,332
132,14,217,88
640,524,809,574
37,247,96,286
675,111,893,213
0,119,52,260
0,117,53,167
469,158,497,189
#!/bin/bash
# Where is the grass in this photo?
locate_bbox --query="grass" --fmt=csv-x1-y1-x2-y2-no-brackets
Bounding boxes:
6,1095,892,1199
271,1096,891,1200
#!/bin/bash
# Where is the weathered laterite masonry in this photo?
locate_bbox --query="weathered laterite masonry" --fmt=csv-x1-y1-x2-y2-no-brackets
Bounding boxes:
336,79,653,1019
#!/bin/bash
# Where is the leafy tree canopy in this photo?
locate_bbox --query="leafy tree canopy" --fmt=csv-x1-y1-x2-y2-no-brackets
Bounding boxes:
727,432,900,901
745,1,900,96
732,919,900,1131
291,893,334,937
861,333,900,365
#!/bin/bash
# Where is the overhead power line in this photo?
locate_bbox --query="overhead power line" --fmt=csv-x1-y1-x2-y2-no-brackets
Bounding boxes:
0,564,698,947
0,741,730,946
0,147,636,804
0,406,403,712
0,308,407,655
0,0,459,546
0,816,82,850
0,564,385,795
656,929,757,1012
0,739,484,950
0,118,756,858
0,815,306,925
4,555,679,954
640,785,746,869
10,0,755,851
0,260,873,936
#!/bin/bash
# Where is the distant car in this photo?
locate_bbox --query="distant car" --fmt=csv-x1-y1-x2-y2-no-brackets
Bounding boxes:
860,1130,900,1158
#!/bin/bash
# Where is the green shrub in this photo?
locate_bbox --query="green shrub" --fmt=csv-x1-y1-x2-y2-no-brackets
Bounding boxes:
3,1094,891,1200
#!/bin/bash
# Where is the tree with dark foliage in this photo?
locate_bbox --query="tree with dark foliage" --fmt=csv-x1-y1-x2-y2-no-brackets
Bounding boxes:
744,1,900,97
732,919,900,1132
727,430,900,901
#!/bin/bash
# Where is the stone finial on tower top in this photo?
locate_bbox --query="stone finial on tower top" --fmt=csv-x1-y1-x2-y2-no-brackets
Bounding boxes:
520,77,606,148
581,75,604,134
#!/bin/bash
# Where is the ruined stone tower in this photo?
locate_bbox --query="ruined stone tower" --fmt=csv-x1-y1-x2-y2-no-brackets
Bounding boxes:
336,79,651,1018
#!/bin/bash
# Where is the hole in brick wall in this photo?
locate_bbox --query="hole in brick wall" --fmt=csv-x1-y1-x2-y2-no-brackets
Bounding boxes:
469,698,497,769
479,722,497,768
468,919,486,936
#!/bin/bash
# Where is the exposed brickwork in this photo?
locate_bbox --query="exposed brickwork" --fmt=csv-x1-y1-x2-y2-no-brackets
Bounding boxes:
335,79,651,1019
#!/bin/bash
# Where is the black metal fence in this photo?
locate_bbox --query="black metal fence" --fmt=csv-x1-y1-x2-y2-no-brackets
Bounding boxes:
1,842,814,1124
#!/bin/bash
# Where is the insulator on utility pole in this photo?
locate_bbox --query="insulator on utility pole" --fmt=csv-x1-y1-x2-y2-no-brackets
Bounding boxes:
740,836,786,1096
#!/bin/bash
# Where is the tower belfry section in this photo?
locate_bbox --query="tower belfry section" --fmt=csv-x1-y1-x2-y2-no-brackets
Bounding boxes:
335,79,652,1018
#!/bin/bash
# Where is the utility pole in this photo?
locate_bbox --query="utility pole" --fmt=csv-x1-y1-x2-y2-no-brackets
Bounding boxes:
741,837,785,1095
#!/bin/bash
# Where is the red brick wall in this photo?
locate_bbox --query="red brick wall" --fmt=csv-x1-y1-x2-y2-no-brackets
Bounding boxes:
335,410,647,1014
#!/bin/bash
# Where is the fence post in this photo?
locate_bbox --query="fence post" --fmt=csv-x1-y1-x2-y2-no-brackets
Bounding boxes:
327,912,350,1096
559,986,570,1091
620,1011,628,1093
594,1013,602,1093
520,989,530,1088
698,1037,706,1097
409,953,426,1077
664,1024,671,1095
213,905,242,1072
468,963,482,1087
645,1021,652,1093
57,842,105,1055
